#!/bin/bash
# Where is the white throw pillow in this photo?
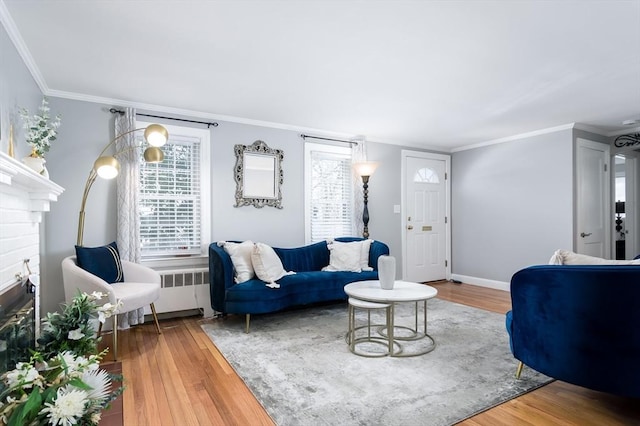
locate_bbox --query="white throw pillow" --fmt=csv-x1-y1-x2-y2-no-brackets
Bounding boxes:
251,242,295,285
323,241,364,272
218,241,255,283
359,239,374,272
549,249,640,265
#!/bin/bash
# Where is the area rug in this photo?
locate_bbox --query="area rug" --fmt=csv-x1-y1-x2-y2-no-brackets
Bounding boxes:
201,298,551,426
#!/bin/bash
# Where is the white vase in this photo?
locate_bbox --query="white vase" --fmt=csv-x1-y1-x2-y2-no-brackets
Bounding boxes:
22,156,46,174
378,255,396,290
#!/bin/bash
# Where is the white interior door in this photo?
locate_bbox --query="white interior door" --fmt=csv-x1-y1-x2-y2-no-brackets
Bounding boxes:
402,152,450,282
576,138,610,257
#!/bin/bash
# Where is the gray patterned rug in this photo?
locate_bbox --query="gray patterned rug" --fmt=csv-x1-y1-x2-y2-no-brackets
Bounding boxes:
201,298,551,426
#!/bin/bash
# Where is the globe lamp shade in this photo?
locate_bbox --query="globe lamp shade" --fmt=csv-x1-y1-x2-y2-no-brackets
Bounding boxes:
144,124,169,147
93,156,120,179
144,146,164,163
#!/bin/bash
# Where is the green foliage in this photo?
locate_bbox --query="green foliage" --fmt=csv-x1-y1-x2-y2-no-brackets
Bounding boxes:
37,291,108,360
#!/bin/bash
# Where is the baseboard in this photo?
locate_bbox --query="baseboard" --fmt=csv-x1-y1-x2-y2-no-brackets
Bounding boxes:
450,274,510,292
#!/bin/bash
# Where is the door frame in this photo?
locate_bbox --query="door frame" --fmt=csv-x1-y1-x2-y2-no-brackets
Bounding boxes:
400,150,451,281
575,138,611,258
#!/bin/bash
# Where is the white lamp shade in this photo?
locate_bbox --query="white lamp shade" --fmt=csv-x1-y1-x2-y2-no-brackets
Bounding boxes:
353,161,380,177
144,124,169,147
94,156,120,179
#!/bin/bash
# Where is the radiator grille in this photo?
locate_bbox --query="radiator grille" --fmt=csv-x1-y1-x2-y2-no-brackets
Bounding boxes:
160,268,209,288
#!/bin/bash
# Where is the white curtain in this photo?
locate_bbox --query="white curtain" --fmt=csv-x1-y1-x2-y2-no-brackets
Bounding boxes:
351,136,367,237
115,108,145,328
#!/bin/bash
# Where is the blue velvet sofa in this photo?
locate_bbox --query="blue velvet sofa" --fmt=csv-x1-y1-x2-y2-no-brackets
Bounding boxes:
506,264,640,398
209,237,390,332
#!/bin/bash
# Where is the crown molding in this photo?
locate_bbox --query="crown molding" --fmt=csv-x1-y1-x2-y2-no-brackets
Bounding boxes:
451,123,577,153
0,0,48,93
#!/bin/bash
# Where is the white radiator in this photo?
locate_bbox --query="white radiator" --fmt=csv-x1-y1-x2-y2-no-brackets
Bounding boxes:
152,268,214,318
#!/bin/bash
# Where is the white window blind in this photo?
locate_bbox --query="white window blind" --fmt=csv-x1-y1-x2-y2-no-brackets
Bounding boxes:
305,143,354,242
138,133,202,257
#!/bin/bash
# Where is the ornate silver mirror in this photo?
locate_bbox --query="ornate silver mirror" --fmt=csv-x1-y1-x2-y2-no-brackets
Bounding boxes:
234,140,283,208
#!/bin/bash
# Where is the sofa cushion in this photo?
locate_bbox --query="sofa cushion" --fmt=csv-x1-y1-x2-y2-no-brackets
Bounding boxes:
225,270,380,314
75,241,124,283
549,249,640,265
218,240,255,283
252,242,295,284
323,239,374,272
273,241,330,272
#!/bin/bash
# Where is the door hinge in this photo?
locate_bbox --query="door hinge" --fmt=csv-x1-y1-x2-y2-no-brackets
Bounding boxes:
604,164,607,172
445,172,448,180
445,260,448,267
445,216,448,224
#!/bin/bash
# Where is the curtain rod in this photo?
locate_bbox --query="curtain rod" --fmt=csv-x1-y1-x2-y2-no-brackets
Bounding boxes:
109,108,219,128
300,134,358,145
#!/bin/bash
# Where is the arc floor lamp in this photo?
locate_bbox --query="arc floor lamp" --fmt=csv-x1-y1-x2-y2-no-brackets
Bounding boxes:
76,124,169,246
353,161,379,239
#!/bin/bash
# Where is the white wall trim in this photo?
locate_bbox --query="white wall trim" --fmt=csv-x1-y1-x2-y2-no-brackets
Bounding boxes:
451,274,510,292
0,0,48,93
452,123,577,153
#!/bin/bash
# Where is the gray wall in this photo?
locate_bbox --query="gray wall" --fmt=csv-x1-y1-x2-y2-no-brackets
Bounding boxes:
41,97,435,314
0,25,42,159
451,129,574,283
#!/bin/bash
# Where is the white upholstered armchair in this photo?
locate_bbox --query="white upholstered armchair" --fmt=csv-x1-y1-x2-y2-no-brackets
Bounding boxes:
61,256,162,360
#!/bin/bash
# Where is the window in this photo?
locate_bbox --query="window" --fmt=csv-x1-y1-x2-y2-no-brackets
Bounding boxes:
414,167,440,183
137,122,210,258
305,143,354,243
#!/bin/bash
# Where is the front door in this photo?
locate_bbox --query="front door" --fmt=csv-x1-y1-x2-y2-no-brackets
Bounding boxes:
402,152,450,282
576,138,610,257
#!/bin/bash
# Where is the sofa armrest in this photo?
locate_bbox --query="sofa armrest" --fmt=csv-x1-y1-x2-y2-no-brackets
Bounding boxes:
369,241,390,270
209,243,236,313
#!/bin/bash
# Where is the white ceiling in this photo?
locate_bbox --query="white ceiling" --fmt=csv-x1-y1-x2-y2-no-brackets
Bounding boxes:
3,0,640,151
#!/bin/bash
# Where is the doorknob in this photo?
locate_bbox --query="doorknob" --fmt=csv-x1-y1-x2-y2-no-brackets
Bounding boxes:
407,225,413,230
580,232,592,238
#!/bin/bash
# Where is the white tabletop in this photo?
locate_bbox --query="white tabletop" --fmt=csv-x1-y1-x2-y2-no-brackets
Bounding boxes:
344,280,438,303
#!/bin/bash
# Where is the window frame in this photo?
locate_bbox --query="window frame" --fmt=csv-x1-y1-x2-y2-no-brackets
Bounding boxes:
304,142,355,244
136,121,210,264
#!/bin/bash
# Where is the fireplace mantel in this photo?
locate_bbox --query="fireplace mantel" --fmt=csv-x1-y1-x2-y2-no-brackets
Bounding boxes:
0,152,64,222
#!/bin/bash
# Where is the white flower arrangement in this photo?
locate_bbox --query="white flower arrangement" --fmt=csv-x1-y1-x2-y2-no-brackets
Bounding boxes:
0,291,124,425
18,97,62,158
0,350,122,426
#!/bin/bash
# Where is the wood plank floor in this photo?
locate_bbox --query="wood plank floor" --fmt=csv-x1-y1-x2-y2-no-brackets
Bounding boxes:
101,282,640,425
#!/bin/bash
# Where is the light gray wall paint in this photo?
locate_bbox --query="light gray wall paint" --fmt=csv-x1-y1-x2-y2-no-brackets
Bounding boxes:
40,97,438,313
451,129,574,283
0,25,42,159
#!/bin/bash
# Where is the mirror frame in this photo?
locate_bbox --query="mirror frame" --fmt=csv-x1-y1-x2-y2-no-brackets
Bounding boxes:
234,140,284,209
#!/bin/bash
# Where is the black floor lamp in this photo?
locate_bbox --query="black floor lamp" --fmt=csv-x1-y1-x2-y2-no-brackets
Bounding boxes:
353,161,379,239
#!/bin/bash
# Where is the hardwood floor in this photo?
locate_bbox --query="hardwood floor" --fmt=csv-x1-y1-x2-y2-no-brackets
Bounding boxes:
102,282,640,425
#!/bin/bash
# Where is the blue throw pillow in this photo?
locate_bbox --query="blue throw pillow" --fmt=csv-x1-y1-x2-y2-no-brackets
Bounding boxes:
75,241,125,283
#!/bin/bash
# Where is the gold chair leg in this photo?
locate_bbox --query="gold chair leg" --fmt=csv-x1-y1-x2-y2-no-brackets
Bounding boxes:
150,303,162,334
245,314,251,334
515,361,524,379
113,314,118,362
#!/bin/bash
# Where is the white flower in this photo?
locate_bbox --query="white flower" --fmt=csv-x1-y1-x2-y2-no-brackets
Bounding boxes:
40,388,88,426
57,352,93,378
81,368,111,402
90,412,102,424
4,362,40,389
89,291,104,300
97,301,121,323
68,328,85,340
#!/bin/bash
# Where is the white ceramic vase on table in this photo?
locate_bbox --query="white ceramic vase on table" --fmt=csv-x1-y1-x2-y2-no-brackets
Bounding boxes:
378,255,396,290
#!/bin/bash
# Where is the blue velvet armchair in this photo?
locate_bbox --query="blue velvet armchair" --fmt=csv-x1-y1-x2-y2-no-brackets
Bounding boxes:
506,264,640,398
